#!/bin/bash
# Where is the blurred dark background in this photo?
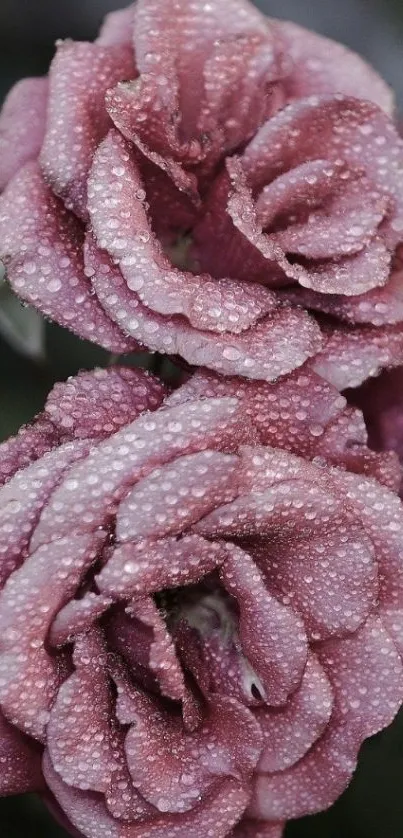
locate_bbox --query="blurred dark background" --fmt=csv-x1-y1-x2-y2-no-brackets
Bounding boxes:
0,1,403,836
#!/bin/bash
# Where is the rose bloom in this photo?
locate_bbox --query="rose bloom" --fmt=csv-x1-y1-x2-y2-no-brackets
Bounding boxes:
0,364,403,838
1,0,403,386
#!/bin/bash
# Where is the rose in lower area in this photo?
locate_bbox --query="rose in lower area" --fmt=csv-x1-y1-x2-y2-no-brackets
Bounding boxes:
0,0,403,384
0,365,403,837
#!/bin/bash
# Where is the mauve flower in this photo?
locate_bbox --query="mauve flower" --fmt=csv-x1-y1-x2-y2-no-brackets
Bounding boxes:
1,364,403,837
1,0,403,384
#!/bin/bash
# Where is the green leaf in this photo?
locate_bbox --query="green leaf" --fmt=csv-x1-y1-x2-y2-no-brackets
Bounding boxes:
0,263,45,361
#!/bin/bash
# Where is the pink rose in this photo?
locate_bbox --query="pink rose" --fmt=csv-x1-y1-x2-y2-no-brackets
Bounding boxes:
0,365,403,837
0,0,402,383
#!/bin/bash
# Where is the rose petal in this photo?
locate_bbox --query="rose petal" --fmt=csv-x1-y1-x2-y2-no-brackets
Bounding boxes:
32,397,250,548
47,630,119,792
256,654,333,772
274,20,394,114
281,262,403,327
0,415,57,486
328,468,403,655
127,597,186,702
311,324,403,389
0,162,135,351
0,77,48,191
116,450,240,542
43,752,125,838
231,820,284,838
351,366,403,482
40,40,136,219
45,367,166,441
249,616,403,820
219,545,308,705
242,97,403,232
97,535,226,599
0,533,102,740
0,439,90,586
49,592,113,648
314,405,402,491
96,6,135,47
45,744,251,838
167,367,348,458
88,130,283,335
88,231,322,381
116,674,261,814
0,709,44,795
227,157,391,296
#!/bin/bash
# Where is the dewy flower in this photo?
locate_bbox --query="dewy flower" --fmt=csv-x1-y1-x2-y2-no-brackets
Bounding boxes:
1,0,403,384
1,364,403,837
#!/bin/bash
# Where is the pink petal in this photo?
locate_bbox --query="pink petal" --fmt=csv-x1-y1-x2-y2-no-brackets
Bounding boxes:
262,517,377,641
256,163,388,263
231,820,284,838
126,597,186,702
97,535,226,599
45,744,250,838
191,169,272,286
167,367,347,459
0,709,44,795
105,80,200,201
200,32,284,158
134,0,268,124
311,324,403,389
124,780,251,838
49,592,113,647
219,545,308,705
31,397,249,548
40,40,136,219
0,439,90,586
274,20,394,114
318,616,403,737
43,752,123,838
88,131,282,335
96,6,135,47
116,450,240,542
328,468,403,656
243,97,403,230
0,533,102,740
45,366,166,441
118,0,270,177
195,471,347,542
227,157,391,296
0,77,48,191
47,630,119,792
88,232,322,381
256,654,333,772
116,675,261,814
249,617,403,820
271,182,388,262
0,162,135,352
255,159,353,229
281,261,403,326
0,415,57,486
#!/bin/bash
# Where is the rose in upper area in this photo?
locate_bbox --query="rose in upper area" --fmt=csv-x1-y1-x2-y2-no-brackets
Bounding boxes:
1,364,403,838
0,0,403,383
